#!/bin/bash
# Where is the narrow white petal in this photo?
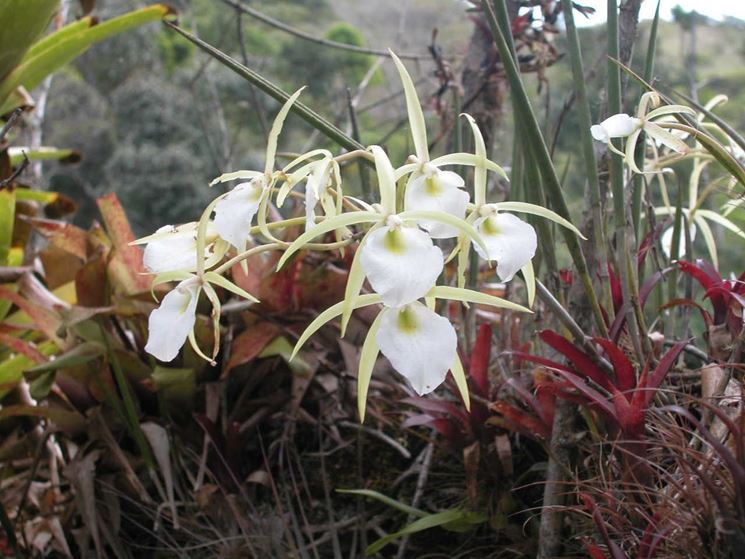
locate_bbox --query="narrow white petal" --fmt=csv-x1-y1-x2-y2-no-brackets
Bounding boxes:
145,280,200,362
590,124,609,143
360,224,443,307
213,180,263,251
305,179,319,232
376,303,457,395
474,213,537,282
143,223,214,273
661,222,697,258
592,114,639,142
404,170,469,238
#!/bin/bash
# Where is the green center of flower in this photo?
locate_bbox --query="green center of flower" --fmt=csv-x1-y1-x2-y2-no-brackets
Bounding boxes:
482,216,500,236
424,175,442,196
383,228,407,254
396,306,419,333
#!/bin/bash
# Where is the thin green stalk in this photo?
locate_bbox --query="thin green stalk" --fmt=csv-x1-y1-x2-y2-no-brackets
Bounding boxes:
633,0,661,237
98,320,155,471
560,0,609,268
608,0,644,363
346,87,371,199
482,0,608,336
523,141,557,279
165,21,365,153
667,181,684,334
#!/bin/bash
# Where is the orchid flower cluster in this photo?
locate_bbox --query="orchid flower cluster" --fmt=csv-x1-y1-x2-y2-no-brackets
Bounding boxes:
591,91,745,265
133,53,582,417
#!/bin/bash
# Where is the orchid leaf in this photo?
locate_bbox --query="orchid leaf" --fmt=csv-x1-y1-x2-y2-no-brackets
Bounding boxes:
291,294,382,360
358,310,384,422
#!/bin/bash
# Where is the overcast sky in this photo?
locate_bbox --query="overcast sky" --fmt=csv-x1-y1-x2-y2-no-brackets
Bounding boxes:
574,0,745,27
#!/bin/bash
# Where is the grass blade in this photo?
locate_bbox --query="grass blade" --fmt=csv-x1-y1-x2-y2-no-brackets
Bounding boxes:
480,0,607,336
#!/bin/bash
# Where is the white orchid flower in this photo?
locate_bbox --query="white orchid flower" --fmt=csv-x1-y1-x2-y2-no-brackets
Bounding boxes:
145,277,201,362
376,302,457,395
591,92,696,173
360,215,444,307
457,114,583,304
302,158,339,232
590,113,641,143
389,51,510,237
473,206,537,282
290,284,532,420
143,269,259,363
275,145,489,337
651,158,745,268
205,88,306,252
403,164,469,238
135,222,225,274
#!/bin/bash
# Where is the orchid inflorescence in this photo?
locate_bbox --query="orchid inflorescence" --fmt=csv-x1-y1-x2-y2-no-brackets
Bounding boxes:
132,52,582,417
591,91,745,266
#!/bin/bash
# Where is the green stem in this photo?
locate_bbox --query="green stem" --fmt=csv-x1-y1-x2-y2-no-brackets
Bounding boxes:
632,1,661,239
482,0,608,337
561,0,610,309
98,320,155,470
608,0,644,362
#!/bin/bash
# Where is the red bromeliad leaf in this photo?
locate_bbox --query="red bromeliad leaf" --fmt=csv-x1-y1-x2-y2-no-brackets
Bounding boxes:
550,368,618,422
630,365,649,413
610,268,671,342
402,396,470,427
510,351,574,375
533,372,556,427
75,251,109,307
504,377,553,429
0,333,46,363
0,286,63,345
608,386,644,439
540,330,612,390
489,400,552,440
224,322,281,376
638,516,673,559
96,193,150,295
469,323,491,396
678,260,726,322
585,544,610,559
593,338,635,393
644,341,686,406
659,298,711,327
403,412,461,442
24,217,88,260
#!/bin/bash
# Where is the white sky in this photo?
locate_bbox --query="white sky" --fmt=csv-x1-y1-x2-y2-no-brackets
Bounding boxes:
574,0,745,26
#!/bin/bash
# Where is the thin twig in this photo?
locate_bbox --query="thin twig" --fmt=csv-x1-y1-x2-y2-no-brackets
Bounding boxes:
338,421,411,459
218,0,428,60
394,442,434,559
0,108,24,142
235,11,269,138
